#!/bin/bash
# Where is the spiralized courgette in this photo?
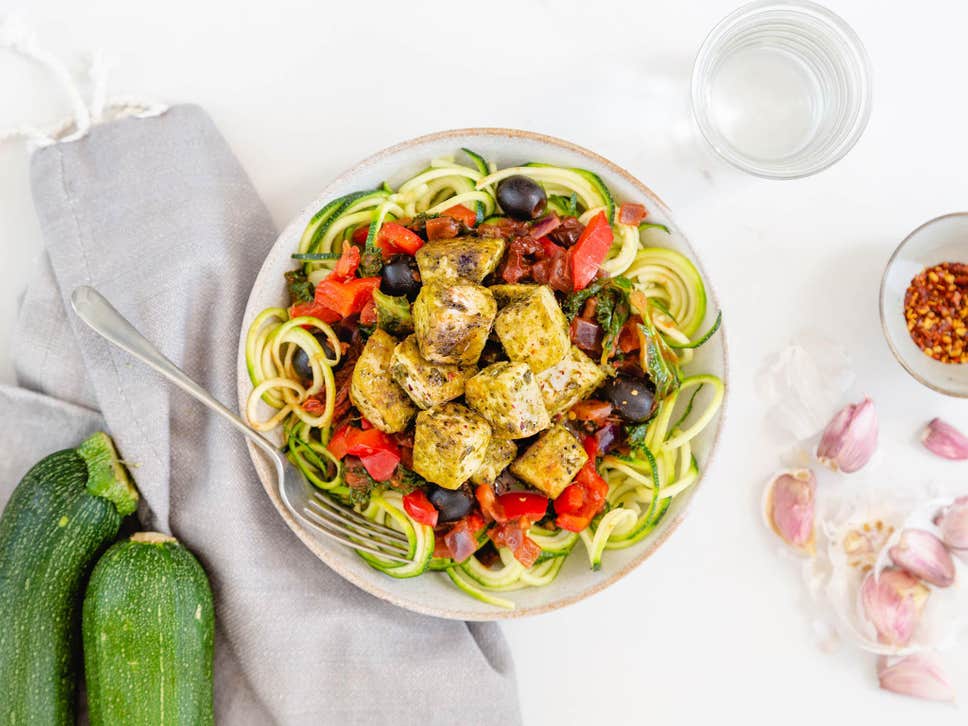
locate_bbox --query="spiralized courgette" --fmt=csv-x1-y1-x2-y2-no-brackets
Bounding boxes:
245,149,724,609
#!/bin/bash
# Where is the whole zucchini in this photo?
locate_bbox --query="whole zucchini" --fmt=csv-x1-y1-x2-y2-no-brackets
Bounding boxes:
83,532,215,726
0,431,138,726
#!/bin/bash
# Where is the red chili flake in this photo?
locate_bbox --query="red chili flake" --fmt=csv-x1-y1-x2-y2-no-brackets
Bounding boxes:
904,262,968,364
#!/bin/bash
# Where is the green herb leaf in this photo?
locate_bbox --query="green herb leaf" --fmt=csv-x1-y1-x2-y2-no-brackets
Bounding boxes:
636,298,681,399
284,269,315,305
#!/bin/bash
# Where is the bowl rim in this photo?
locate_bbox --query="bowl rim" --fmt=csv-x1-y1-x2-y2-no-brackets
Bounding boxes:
236,127,730,620
879,211,968,398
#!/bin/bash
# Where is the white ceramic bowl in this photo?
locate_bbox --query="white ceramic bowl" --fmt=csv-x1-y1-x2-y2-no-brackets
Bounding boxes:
237,129,728,619
880,212,968,396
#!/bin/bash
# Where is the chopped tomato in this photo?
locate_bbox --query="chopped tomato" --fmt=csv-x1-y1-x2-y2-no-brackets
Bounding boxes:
403,489,439,527
326,424,401,482
301,397,326,416
314,277,380,318
568,399,613,427
358,297,377,325
618,202,647,226
377,222,424,255
618,316,641,353
495,492,548,522
570,211,614,290
289,300,341,324
490,519,542,567
331,244,361,280
425,216,460,241
441,204,478,227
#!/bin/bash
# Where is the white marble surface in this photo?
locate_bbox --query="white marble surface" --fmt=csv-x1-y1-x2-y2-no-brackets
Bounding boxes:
1,1,967,723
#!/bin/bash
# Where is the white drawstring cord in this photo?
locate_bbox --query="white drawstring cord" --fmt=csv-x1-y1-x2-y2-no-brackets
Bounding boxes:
0,13,167,150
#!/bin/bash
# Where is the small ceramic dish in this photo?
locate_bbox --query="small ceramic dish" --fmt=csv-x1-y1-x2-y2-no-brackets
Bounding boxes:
880,212,968,396
236,129,728,619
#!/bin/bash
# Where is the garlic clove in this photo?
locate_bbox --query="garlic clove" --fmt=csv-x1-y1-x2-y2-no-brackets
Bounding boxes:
763,469,816,554
877,652,956,703
816,397,877,473
859,568,930,647
935,496,968,551
921,418,968,460
889,529,956,588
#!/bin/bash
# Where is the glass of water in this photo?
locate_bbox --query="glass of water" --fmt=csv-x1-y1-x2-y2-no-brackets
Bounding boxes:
691,0,872,179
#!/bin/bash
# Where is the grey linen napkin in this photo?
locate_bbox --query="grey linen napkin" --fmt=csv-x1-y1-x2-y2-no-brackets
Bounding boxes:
0,104,520,725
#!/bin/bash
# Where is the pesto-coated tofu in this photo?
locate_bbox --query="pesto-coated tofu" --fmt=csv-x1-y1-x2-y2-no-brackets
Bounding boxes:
389,335,474,410
494,285,570,373
536,346,607,416
469,438,518,487
464,362,550,439
489,283,538,309
349,329,417,433
412,403,492,490
510,425,588,499
415,237,506,285
412,281,497,366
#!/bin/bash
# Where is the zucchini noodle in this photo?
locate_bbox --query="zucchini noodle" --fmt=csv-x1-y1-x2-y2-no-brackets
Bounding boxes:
245,149,724,609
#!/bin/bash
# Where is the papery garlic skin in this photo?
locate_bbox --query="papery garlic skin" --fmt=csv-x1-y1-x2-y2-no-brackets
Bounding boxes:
935,496,968,551
921,418,968,460
877,652,956,703
816,398,877,473
764,469,816,553
889,529,956,588
860,568,930,647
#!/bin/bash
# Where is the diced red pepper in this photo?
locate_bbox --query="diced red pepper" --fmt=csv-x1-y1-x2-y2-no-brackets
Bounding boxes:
475,484,504,522
537,236,564,259
377,222,424,255
352,225,370,245
314,277,380,319
554,439,608,532
570,211,614,291
331,244,361,280
618,202,647,226
289,300,341,324
441,204,478,228
403,489,439,527
326,424,401,482
495,492,548,523
425,216,460,241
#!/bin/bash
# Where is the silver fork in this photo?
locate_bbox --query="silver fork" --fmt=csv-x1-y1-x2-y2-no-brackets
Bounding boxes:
70,286,412,563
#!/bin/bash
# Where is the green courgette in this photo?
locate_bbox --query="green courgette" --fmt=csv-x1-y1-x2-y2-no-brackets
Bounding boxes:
83,532,215,726
0,432,138,726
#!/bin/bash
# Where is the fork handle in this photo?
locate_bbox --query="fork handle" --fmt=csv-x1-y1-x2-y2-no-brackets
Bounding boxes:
70,285,281,460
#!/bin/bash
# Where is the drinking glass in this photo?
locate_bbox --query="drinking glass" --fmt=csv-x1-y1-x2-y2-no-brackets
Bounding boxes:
691,0,872,179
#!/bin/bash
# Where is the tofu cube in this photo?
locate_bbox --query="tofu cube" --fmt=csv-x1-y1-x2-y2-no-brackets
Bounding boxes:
469,438,518,487
412,281,496,366
349,329,417,433
536,346,606,416
488,283,539,309
412,403,492,490
389,335,474,410
510,425,588,499
464,362,550,439
494,285,570,373
416,236,506,285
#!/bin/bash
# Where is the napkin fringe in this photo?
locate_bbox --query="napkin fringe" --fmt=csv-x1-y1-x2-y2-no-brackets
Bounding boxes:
0,13,167,150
